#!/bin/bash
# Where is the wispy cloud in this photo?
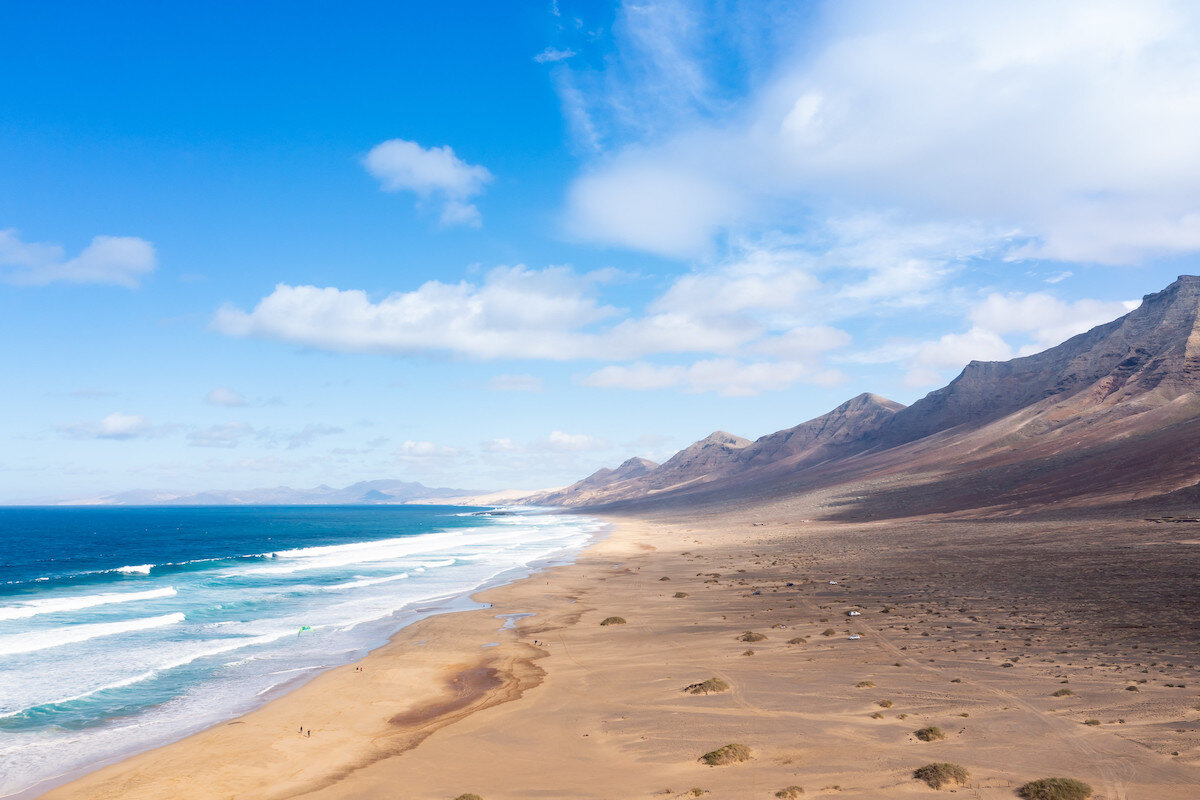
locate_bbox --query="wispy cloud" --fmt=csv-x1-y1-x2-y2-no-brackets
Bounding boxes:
558,0,1200,266
534,46,576,63
204,387,247,407
60,412,162,440
362,139,493,228
0,229,157,288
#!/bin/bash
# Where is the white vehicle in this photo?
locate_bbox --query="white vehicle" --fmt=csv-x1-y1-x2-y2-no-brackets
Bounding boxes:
847,610,862,616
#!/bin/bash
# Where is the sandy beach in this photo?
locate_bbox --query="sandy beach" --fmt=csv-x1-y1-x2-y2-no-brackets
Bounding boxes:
42,510,1200,800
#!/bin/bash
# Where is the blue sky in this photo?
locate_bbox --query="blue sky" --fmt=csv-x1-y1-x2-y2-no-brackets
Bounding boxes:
3,0,1199,502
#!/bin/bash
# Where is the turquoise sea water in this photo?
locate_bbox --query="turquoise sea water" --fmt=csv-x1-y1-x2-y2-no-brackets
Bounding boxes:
0,505,601,797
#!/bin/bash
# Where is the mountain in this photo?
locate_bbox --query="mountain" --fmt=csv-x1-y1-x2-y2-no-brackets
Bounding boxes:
539,275,1200,517
66,479,476,506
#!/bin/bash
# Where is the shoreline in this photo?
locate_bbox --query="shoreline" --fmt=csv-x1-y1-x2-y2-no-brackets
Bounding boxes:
39,511,1200,799
9,509,607,800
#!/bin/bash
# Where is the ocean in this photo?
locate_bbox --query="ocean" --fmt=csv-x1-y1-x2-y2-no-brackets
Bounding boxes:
0,505,602,797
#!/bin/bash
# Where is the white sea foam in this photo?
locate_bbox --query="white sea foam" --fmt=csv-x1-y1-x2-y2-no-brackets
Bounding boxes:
113,564,154,575
240,529,494,576
0,612,185,657
0,670,160,719
0,509,606,798
323,572,409,591
0,587,177,622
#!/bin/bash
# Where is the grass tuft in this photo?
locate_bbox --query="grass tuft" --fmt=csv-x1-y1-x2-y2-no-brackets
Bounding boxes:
774,787,804,799
453,795,484,800
683,677,729,695
787,637,806,645
1052,688,1074,697
877,699,894,708
855,680,875,688
821,628,836,636
914,726,946,742
738,631,767,642
698,743,751,766
599,616,626,626
913,762,969,789
1016,777,1093,800
674,592,690,598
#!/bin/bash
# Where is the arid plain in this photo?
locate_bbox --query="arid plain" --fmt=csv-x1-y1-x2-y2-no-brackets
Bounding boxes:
45,501,1200,800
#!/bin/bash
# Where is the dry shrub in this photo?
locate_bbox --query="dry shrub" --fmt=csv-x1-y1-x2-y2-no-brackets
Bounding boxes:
698,743,751,766
914,726,945,741
738,630,767,642
683,677,729,695
913,762,969,789
600,616,626,626
1016,778,1093,800
775,787,804,799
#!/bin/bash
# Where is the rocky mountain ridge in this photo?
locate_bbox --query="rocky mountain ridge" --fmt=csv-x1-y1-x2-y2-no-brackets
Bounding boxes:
535,275,1200,516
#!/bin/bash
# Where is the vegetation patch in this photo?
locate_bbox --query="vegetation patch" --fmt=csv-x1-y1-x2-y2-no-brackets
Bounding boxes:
1016,777,1093,800
674,592,690,598
738,630,767,642
855,680,875,688
775,787,804,799
1052,688,1074,697
821,628,836,636
683,677,729,695
913,762,969,789
599,616,627,626
877,699,894,708
698,743,752,766
914,726,946,742
1082,719,1100,726
453,795,484,800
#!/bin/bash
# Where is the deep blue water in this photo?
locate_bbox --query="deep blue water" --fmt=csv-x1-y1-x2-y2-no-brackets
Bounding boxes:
0,505,601,797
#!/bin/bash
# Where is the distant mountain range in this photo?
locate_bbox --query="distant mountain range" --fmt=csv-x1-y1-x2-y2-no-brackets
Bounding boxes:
530,274,1200,518
66,480,476,506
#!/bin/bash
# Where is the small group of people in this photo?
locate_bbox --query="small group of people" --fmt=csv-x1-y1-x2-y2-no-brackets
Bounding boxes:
298,726,311,737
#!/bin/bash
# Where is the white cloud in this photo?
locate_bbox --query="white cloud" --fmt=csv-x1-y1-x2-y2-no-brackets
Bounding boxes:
566,159,739,258
542,430,606,451
213,266,620,360
488,374,544,392
0,229,156,288
204,387,247,407
188,422,253,448
395,440,462,460
970,292,1138,352
483,437,521,453
898,290,1138,387
535,46,576,63
278,424,344,450
363,139,492,228
60,412,155,440
560,0,1200,265
583,358,846,397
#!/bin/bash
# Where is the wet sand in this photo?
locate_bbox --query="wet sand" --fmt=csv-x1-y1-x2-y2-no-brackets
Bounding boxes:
43,512,1200,799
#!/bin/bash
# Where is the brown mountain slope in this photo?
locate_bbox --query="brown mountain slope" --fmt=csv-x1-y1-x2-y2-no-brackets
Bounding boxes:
540,275,1200,518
